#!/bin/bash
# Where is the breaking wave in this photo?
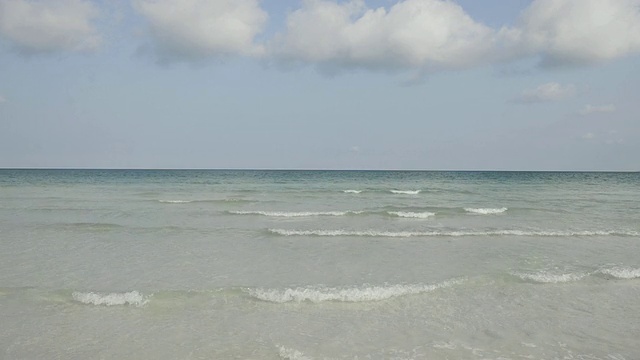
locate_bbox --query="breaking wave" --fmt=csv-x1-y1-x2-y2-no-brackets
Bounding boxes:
343,190,362,194
388,211,435,219
597,266,640,279
513,265,640,283
245,279,462,303
72,291,149,307
158,200,192,204
231,210,360,217
390,190,421,195
268,229,639,237
464,207,508,215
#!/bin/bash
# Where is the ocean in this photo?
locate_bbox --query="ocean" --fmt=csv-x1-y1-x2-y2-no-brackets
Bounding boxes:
0,169,638,359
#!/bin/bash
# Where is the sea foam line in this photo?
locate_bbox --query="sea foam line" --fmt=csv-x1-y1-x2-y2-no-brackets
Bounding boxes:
231,210,360,217
388,211,435,219
268,229,639,237
390,190,421,195
512,271,588,284
158,200,192,204
246,279,462,303
464,207,508,215
72,291,149,307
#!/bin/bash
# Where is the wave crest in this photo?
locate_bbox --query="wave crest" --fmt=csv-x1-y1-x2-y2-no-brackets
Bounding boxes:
72,291,148,307
390,190,421,195
231,210,359,217
388,211,435,219
343,190,362,194
465,207,508,214
245,280,461,303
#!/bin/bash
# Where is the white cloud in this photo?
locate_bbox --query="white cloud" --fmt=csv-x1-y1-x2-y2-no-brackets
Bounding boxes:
504,0,640,67
0,0,101,54
579,104,616,115
270,0,496,72
133,0,268,63
513,82,576,103
582,132,596,140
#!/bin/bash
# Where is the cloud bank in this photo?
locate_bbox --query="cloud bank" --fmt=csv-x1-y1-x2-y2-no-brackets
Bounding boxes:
0,0,101,54
268,0,640,72
3,0,640,71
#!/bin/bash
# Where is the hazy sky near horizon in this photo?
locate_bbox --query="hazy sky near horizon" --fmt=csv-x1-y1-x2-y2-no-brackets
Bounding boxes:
1,0,639,170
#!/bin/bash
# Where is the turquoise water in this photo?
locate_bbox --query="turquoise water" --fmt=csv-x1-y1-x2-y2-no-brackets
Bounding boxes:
1,170,639,359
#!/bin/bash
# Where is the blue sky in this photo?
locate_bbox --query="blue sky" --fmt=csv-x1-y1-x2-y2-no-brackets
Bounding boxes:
0,0,639,170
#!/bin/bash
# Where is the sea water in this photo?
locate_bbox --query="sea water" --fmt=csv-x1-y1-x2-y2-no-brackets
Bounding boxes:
0,169,638,359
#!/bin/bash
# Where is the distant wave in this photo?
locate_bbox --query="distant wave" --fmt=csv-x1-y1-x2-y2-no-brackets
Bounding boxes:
245,279,462,303
512,271,587,284
158,198,255,204
596,266,640,279
231,210,361,217
269,229,639,237
464,207,508,215
390,190,421,195
58,222,124,231
343,190,362,194
72,291,148,307
388,211,435,219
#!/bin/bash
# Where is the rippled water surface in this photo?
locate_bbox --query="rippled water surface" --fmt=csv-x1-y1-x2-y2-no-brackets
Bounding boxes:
1,170,639,359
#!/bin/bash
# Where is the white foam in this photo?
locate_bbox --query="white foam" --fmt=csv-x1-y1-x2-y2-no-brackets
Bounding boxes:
278,346,312,360
388,211,435,219
158,200,192,204
269,229,428,237
343,190,362,194
598,266,640,279
231,211,359,217
269,229,639,237
246,279,461,303
72,291,148,307
390,190,421,195
464,207,508,214
512,271,587,283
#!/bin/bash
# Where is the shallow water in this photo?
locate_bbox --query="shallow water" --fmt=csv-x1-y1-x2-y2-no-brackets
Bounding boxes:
1,170,639,359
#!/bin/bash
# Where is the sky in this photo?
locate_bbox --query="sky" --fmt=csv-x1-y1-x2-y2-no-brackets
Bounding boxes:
0,0,639,171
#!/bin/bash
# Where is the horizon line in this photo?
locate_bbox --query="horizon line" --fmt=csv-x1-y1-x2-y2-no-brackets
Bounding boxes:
1,167,638,173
